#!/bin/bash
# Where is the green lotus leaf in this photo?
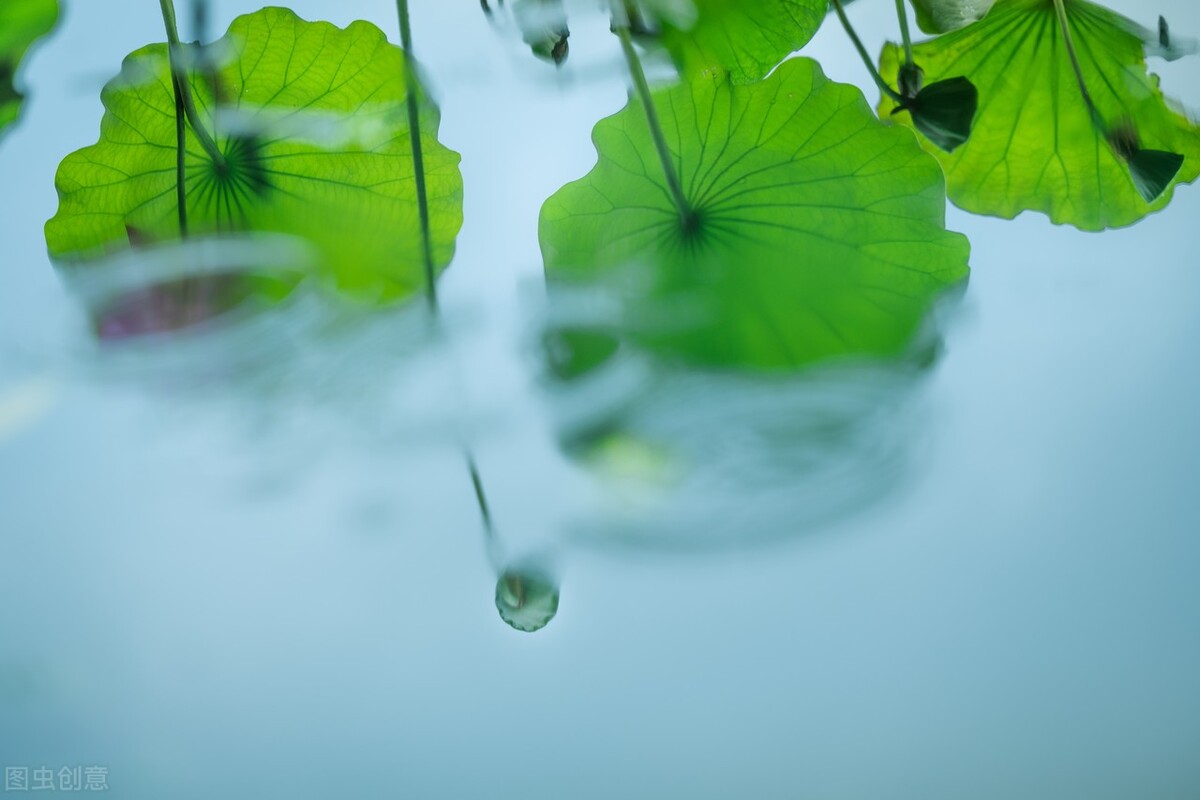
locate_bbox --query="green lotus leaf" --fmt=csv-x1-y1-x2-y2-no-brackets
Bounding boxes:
879,0,1200,230
641,0,830,84
539,57,970,373
908,0,994,33
0,0,59,140
45,7,464,302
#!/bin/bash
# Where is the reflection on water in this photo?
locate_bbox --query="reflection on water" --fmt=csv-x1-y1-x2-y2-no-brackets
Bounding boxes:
537,277,949,551
11,0,957,639
34,229,948,632
556,360,928,550
60,234,325,388
58,235,454,431
73,234,313,343
0,375,58,444
469,450,563,632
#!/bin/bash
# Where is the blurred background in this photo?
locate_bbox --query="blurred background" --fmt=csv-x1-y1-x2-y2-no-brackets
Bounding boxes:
1,0,1198,797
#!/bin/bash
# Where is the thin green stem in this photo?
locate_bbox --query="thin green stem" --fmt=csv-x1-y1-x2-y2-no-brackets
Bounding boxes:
1052,0,1105,132
392,3,493,556
611,5,693,226
158,0,225,169
467,452,497,540
895,0,914,66
396,0,440,314
831,0,903,103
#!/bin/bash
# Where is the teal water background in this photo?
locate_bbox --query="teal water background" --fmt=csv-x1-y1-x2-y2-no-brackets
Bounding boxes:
2,1,1199,797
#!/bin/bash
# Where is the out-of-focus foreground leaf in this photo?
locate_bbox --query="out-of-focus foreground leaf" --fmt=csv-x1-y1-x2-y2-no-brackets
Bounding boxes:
639,0,830,84
880,0,1200,230
908,0,995,33
540,57,969,374
0,0,59,140
45,7,463,302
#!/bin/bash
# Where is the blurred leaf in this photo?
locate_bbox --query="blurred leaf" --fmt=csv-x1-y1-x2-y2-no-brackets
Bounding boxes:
512,0,570,66
1114,13,1198,62
539,58,969,373
45,7,464,302
908,0,994,33
879,0,1200,230
91,270,297,341
0,0,59,140
642,0,830,84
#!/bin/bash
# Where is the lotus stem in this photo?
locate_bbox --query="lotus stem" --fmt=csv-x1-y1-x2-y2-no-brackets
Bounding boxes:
396,0,440,313
169,73,189,237
831,0,904,103
895,0,914,67
467,452,506,568
157,0,225,170
611,3,694,228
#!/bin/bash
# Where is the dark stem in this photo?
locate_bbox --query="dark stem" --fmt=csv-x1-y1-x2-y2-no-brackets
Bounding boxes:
831,0,904,103
1052,0,1106,132
894,0,914,66
158,0,226,169
167,70,200,315
611,5,693,227
396,0,440,313
170,73,189,238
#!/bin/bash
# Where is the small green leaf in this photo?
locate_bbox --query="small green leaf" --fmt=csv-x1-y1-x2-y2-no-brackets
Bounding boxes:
1127,149,1186,204
540,58,969,373
512,0,570,66
895,76,978,153
908,0,994,33
45,7,464,303
0,0,59,140
643,0,830,84
879,0,1200,230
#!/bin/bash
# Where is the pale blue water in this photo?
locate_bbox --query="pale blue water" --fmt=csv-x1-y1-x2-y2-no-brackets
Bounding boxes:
2,1,1199,797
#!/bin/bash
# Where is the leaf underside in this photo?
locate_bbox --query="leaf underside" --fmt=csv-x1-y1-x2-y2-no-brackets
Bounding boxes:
540,57,970,373
45,7,464,303
880,0,1200,230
